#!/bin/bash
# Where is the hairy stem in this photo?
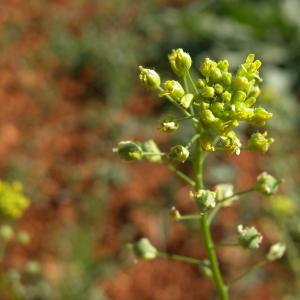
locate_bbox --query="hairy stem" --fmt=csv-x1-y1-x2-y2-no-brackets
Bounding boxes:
194,140,229,300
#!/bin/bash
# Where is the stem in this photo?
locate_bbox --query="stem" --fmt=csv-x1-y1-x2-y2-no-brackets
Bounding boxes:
166,164,195,187
186,134,200,149
178,214,202,221
194,140,229,300
228,260,267,286
183,75,194,115
157,252,205,266
187,71,199,94
215,242,240,248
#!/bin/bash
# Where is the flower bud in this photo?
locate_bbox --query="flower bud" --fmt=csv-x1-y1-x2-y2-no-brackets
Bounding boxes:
221,91,231,103
190,189,216,211
247,132,274,152
168,48,192,77
138,66,161,90
199,58,216,78
197,79,206,88
248,86,261,98
214,84,223,95
201,86,215,99
221,72,232,86
114,141,143,161
217,59,229,72
221,131,241,155
232,91,247,103
256,172,281,196
201,109,216,124
237,225,263,249
210,67,222,82
160,116,179,132
244,97,256,107
215,184,236,206
169,206,181,221
267,243,286,261
251,107,273,125
169,145,190,163
232,76,251,93
160,80,185,101
201,260,213,279
0,225,14,241
179,93,194,109
142,140,161,163
211,102,224,117
131,238,158,260
200,132,215,152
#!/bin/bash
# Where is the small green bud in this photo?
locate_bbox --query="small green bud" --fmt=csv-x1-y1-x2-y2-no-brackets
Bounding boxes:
244,97,256,107
221,131,242,155
201,260,213,278
197,79,206,88
256,172,281,196
160,116,179,133
168,48,192,77
160,80,185,101
248,86,261,98
114,141,143,161
237,225,263,249
142,140,162,163
232,76,251,93
169,145,190,163
221,72,232,86
179,93,194,109
169,206,181,221
139,66,161,90
201,109,216,124
267,243,286,261
190,189,216,211
210,67,222,82
201,86,215,98
199,58,216,78
214,84,223,95
17,230,30,245
251,107,273,125
131,238,158,260
200,132,215,152
217,59,229,72
0,225,14,241
247,132,274,152
221,91,232,103
232,91,247,103
211,102,224,117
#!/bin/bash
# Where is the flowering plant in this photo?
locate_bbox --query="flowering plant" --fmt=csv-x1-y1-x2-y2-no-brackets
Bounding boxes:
115,49,285,299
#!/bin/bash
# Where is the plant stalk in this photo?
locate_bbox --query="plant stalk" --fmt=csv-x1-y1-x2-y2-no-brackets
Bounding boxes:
194,140,229,300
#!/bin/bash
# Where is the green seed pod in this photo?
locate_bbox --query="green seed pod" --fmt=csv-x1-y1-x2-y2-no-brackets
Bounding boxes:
221,91,232,103
138,66,161,90
247,132,274,152
267,243,286,261
199,58,216,78
221,72,232,86
217,59,229,72
237,225,263,249
169,145,190,163
232,91,247,103
201,86,215,99
131,238,158,260
115,141,143,161
168,48,192,77
0,225,14,241
232,76,251,93
179,93,194,109
160,80,185,101
191,189,216,211
256,172,281,196
214,84,223,95
160,116,179,133
142,140,162,163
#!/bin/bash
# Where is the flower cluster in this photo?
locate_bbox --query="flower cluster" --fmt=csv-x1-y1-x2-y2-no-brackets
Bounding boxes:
0,181,30,219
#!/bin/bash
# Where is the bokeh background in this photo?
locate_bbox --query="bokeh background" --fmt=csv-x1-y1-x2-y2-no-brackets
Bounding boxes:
0,0,300,299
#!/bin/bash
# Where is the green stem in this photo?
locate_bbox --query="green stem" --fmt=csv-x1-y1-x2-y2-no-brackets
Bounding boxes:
166,164,195,187
215,242,240,248
157,252,205,266
228,260,267,286
187,71,199,93
186,134,200,149
178,214,202,221
194,141,229,300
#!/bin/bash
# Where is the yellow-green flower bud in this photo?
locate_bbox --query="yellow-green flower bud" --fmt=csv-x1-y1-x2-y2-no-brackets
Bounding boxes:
142,140,162,163
267,243,286,261
199,58,216,77
217,59,229,72
232,91,247,103
190,189,216,211
247,132,274,152
248,86,261,98
0,225,14,241
244,97,256,108
168,48,192,77
221,91,231,103
237,225,263,249
160,116,179,132
201,109,216,124
202,87,215,100
197,79,206,88
221,72,232,86
210,67,222,82
201,86,215,99
251,107,273,125
114,141,143,161
169,145,189,163
179,93,194,109
138,66,161,90
131,238,158,260
160,80,185,101
256,172,281,196
214,84,223,95
232,76,251,93
200,132,215,152
221,131,241,155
